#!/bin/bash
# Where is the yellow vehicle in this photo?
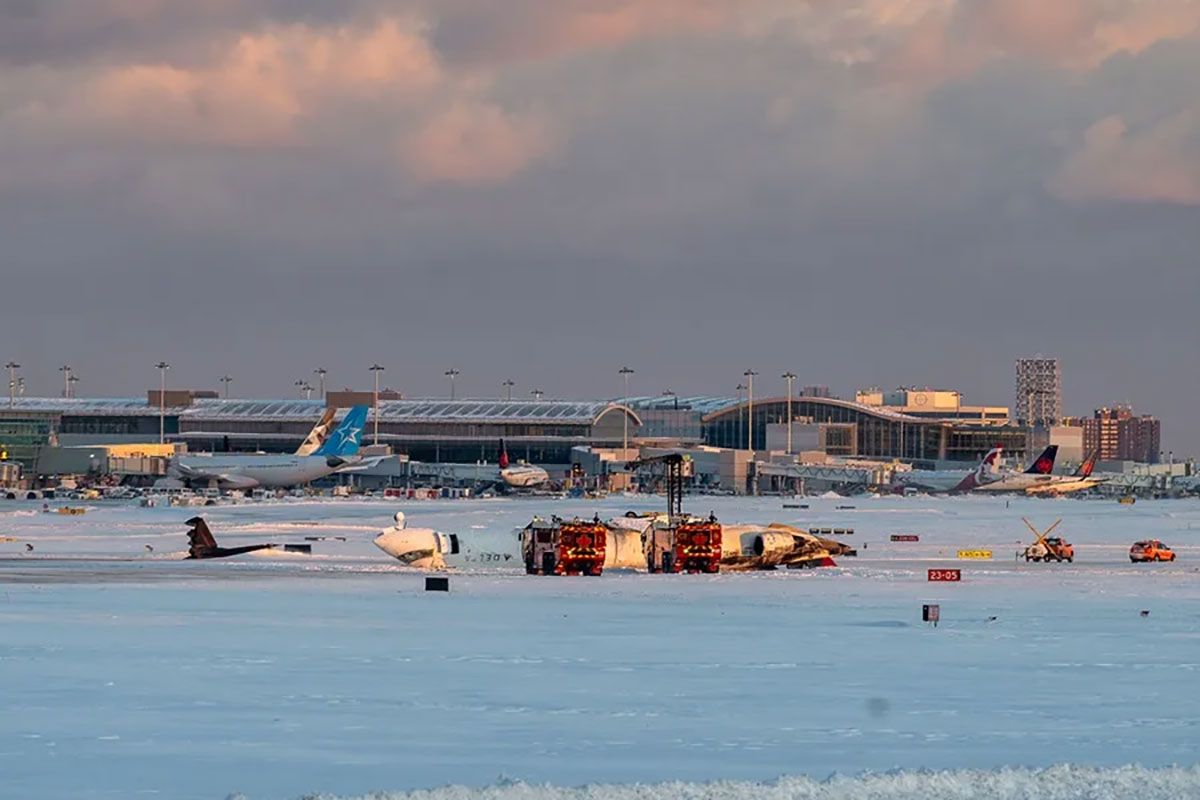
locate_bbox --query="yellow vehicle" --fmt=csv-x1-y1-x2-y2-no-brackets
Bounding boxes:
1130,540,1175,563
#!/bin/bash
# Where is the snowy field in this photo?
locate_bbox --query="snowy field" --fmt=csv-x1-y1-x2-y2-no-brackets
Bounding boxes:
1,494,1199,800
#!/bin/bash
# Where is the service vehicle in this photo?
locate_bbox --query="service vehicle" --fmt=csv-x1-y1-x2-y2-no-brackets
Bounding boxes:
1130,540,1175,563
521,516,607,575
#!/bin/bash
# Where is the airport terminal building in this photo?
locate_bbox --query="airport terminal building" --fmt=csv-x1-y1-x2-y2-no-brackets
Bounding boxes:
1,392,1026,478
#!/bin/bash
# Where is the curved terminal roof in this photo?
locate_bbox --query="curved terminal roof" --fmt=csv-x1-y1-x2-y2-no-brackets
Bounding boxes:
2,396,640,426
624,395,742,414
701,395,929,424
0,398,184,416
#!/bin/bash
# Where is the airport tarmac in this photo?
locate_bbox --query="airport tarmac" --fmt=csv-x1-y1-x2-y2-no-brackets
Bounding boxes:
1,494,1198,799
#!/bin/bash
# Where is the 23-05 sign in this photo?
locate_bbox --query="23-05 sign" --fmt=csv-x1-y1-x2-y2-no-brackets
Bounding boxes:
928,569,962,582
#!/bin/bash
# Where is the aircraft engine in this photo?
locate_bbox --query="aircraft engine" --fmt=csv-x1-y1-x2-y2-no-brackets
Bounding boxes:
752,531,796,560
373,512,459,569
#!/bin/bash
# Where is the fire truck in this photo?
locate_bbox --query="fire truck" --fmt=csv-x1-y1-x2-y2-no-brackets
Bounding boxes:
521,516,607,576
644,515,722,573
626,452,723,574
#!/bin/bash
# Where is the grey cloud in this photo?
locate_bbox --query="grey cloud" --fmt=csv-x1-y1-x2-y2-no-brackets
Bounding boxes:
1,3,1198,453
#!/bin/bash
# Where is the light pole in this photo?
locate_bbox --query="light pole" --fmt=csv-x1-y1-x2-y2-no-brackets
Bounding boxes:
68,374,79,399
736,383,746,448
662,389,678,410
444,368,460,400
295,380,313,400
59,365,73,398
314,368,327,400
155,361,170,445
530,388,544,401
619,366,634,453
369,364,385,446
782,372,796,454
743,370,757,452
502,379,515,401
220,375,233,399
6,362,20,407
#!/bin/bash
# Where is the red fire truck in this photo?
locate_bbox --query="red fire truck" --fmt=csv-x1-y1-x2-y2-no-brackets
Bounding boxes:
521,516,607,576
644,516,722,574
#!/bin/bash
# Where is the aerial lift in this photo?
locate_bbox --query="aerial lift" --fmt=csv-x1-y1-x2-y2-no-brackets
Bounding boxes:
1022,517,1074,563
625,453,722,573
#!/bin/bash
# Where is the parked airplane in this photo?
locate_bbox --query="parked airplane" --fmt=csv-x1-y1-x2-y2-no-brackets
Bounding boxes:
498,439,550,489
295,407,338,456
891,446,1005,494
971,445,1063,493
170,406,372,490
1023,451,1107,496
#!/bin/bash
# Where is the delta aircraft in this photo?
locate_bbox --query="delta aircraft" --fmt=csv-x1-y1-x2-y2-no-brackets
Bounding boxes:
169,406,373,490
498,439,550,489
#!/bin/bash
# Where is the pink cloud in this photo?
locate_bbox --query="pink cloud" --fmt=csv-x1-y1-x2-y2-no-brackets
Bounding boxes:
400,102,559,185
1049,112,1200,205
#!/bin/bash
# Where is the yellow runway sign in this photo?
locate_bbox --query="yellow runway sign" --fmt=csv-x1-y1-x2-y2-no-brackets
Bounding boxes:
957,549,993,560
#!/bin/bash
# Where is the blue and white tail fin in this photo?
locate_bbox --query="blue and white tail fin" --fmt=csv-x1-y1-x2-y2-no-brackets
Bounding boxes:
314,406,368,457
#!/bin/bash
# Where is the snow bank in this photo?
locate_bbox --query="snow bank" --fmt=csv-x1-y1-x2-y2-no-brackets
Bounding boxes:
304,765,1200,800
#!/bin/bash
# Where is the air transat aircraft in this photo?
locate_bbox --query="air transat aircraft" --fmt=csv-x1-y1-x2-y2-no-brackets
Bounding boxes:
170,406,373,489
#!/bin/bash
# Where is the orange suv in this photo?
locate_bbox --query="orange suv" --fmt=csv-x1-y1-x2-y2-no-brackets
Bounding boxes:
1130,540,1176,563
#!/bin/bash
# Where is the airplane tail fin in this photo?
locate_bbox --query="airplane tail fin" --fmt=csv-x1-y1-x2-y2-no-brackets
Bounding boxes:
314,406,368,457
185,516,218,558
295,407,338,456
952,445,1003,492
1075,450,1098,478
498,438,510,469
1024,445,1058,475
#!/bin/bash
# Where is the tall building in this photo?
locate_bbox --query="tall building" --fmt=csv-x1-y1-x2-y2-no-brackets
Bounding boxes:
1081,406,1161,463
1014,357,1061,426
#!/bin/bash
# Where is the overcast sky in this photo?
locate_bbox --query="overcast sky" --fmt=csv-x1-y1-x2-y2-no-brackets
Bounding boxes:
1,1,1197,454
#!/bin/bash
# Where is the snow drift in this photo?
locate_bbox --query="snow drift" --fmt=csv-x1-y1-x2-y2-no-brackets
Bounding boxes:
302,765,1200,800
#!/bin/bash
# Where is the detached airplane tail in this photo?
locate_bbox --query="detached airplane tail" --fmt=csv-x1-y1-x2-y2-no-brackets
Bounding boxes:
314,406,369,458
952,445,1003,492
295,407,338,456
1024,445,1059,475
185,516,272,559
1075,450,1098,478
185,516,219,558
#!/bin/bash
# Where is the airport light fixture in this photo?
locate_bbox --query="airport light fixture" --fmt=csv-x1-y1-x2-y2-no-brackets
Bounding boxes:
6,361,20,407
59,365,73,399
68,374,80,399
736,383,747,449
155,361,170,445
782,372,797,454
294,380,313,400
369,364,385,446
530,388,544,401
619,366,635,453
444,368,460,400
502,379,515,401
314,367,327,400
743,370,758,452
219,375,233,399
662,389,678,410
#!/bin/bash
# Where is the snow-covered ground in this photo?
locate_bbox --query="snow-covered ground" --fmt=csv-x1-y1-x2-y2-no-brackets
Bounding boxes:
1,494,1198,800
